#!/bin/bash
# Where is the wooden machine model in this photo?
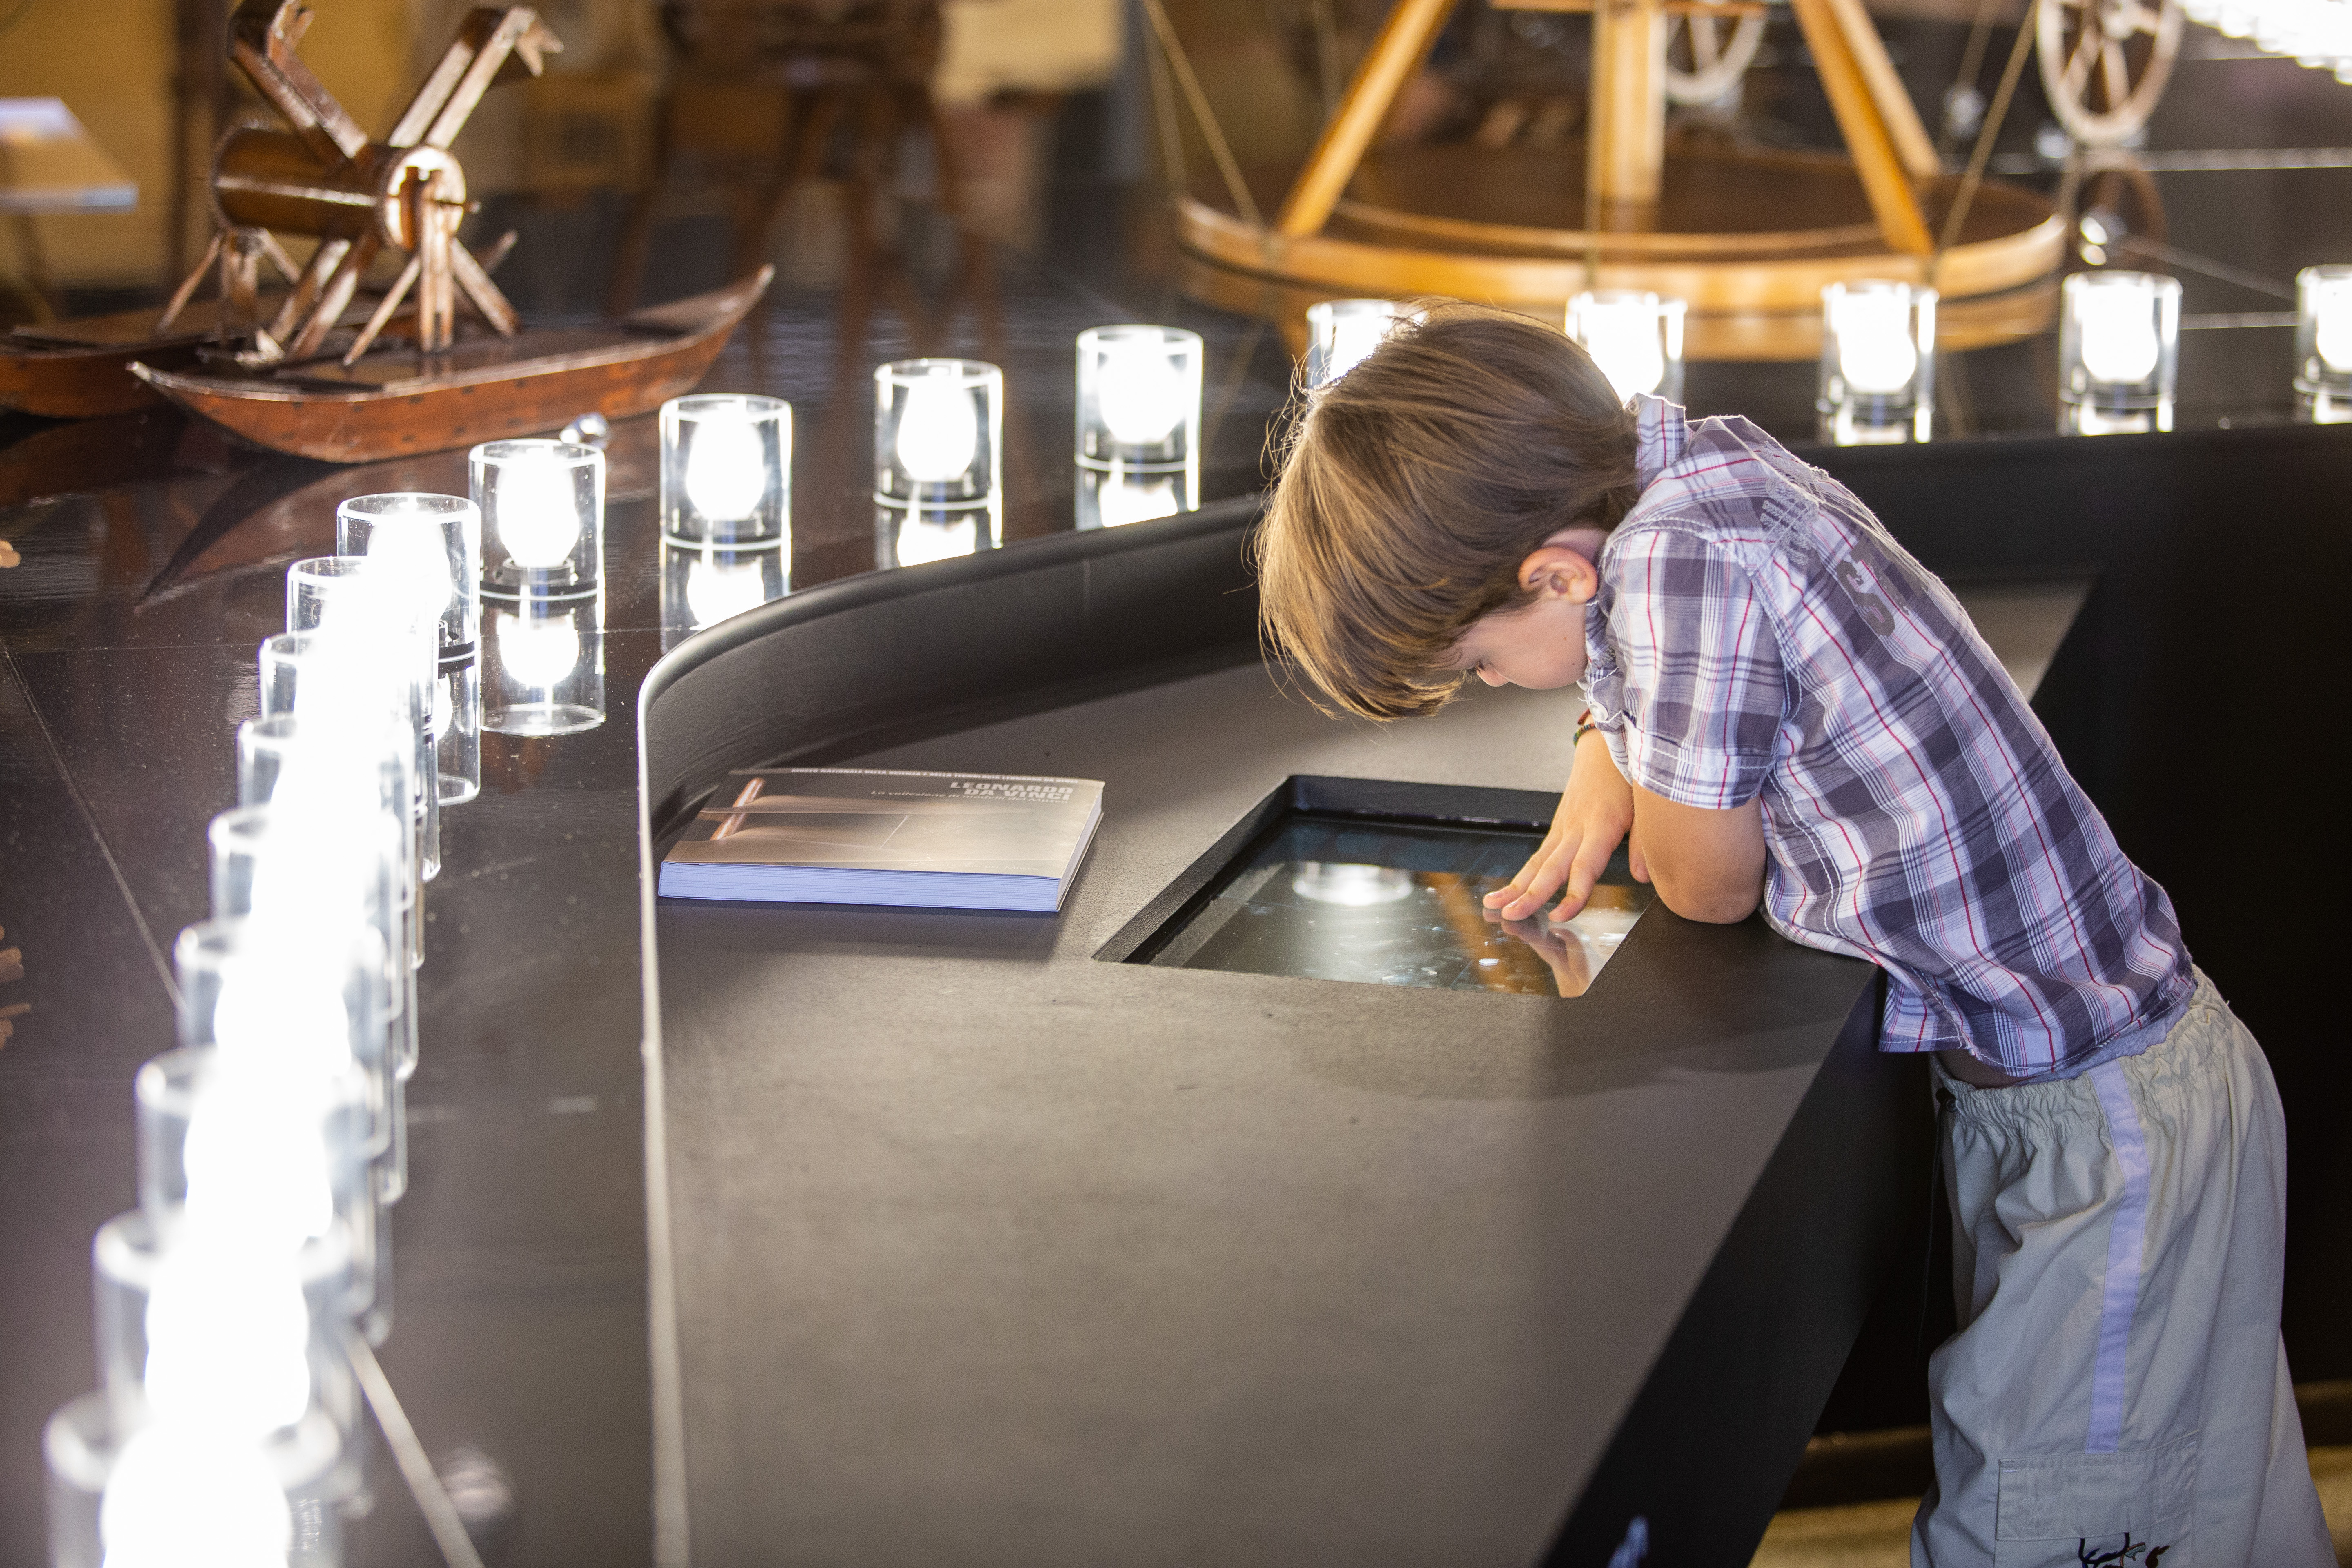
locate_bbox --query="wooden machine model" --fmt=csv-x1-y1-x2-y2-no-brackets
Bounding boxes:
1,1,768,461
1162,0,2178,356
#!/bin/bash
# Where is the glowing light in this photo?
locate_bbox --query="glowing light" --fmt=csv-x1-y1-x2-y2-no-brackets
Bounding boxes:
496,608,581,690
1095,341,1188,448
684,557,770,628
211,953,350,1079
355,517,453,630
684,417,768,523
2310,275,2352,371
180,1072,338,1245
494,455,583,570
1569,294,1673,402
1833,290,1921,396
893,371,979,485
2074,282,2163,385
1329,321,1388,381
99,1422,292,1568
140,1242,313,1436
1292,862,1416,906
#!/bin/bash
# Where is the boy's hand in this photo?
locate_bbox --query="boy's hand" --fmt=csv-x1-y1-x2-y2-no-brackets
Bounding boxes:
1483,730,1634,922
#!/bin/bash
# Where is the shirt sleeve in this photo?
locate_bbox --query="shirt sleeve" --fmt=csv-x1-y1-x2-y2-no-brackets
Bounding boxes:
1596,525,1788,810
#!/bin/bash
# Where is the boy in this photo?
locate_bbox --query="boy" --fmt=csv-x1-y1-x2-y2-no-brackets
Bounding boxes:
1254,301,2333,1566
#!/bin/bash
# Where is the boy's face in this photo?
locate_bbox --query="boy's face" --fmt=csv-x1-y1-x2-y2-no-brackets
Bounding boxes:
1440,531,1606,693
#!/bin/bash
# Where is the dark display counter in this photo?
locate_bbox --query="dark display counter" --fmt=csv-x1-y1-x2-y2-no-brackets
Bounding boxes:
637,499,2024,1564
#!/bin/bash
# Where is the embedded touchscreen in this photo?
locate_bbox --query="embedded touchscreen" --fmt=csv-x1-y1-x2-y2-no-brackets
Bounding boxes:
1134,811,1651,998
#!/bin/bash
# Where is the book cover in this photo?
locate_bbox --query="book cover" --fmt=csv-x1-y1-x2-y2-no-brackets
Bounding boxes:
658,768,1104,911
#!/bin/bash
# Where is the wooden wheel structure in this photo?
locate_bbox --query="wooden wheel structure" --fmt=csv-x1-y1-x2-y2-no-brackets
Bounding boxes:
1664,0,1773,104
155,0,560,368
2037,0,2183,147
1152,0,2065,359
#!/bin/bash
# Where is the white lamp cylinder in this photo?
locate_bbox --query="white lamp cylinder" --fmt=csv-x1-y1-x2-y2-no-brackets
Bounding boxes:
1305,299,1408,386
1818,280,1936,443
334,494,481,807
471,439,605,602
1076,325,1202,530
661,394,791,548
2059,270,2180,410
1567,290,1687,405
2294,262,2352,398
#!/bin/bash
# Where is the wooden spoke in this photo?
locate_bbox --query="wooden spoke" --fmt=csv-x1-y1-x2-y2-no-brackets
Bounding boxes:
155,232,225,333
1692,14,1721,66
228,0,369,165
2100,40,2131,111
450,241,520,337
285,233,378,361
1663,2,1768,104
342,254,419,366
265,237,348,345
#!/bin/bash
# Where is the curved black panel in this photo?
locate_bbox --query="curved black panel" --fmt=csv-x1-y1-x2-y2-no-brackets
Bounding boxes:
638,497,1265,842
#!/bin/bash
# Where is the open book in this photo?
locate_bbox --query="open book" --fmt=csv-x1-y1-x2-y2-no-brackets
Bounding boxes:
658,768,1104,912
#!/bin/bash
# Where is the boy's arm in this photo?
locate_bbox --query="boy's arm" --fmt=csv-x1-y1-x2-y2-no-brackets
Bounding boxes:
1627,776,1766,924
1488,731,1765,925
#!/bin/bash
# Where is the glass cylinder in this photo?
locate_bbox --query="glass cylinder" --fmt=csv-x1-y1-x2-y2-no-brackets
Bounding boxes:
1817,281,1936,433
1305,299,1408,386
2059,270,2181,408
257,632,438,884
239,715,423,978
134,1049,378,1319
209,802,414,1092
89,1212,359,1515
660,394,791,548
2294,263,2352,397
484,592,604,735
335,494,482,807
874,359,1002,523
1076,325,1202,530
1568,290,1687,405
471,439,605,603
45,1390,348,1568
659,541,787,649
172,918,390,1108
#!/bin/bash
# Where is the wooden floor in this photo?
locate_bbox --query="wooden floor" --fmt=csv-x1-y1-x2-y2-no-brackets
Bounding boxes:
1751,1446,2352,1566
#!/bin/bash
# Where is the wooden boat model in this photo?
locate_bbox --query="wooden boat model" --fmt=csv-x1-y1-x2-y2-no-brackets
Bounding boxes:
130,267,771,463
1,302,240,420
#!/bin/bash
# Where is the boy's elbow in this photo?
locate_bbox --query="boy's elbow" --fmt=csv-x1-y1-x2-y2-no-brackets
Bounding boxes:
1652,874,1762,925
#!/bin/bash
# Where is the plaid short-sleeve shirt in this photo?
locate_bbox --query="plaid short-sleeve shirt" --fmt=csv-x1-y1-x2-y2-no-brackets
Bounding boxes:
1582,397,2191,1078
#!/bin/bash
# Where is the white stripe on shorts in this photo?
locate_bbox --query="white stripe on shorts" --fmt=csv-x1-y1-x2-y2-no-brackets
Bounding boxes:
2085,1060,2151,1454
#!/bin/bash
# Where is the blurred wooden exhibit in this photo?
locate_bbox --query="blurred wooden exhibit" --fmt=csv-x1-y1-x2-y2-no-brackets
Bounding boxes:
4,0,766,458
607,0,961,313
1156,0,2188,358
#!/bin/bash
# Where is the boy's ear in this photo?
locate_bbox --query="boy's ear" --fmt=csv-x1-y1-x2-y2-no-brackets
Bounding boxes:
1517,544,1600,604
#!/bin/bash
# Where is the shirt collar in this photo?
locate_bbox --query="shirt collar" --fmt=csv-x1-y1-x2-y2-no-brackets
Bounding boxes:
1631,394,1687,493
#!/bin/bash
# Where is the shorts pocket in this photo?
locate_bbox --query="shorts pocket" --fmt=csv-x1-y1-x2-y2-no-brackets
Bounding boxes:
1992,1433,2196,1566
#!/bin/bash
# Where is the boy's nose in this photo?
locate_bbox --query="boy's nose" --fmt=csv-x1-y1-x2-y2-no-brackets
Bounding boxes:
1478,667,1507,687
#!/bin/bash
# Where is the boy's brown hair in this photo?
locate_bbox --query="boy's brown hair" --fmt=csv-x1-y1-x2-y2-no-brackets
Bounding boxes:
1253,299,1640,720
